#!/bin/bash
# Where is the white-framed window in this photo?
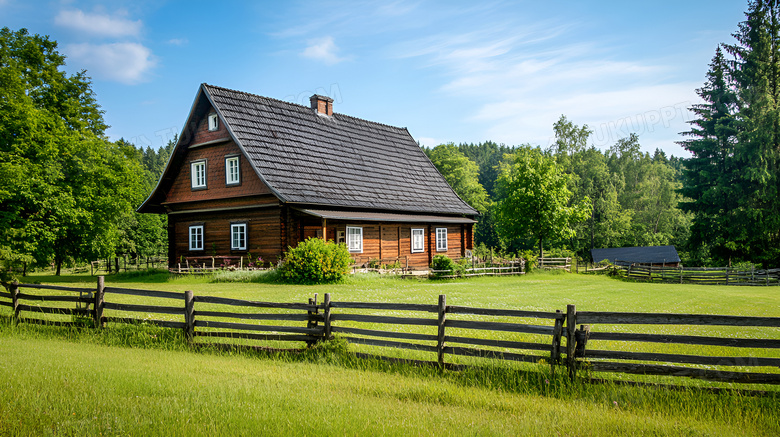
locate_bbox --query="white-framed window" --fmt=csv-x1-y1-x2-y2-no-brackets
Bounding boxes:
436,227,448,251
191,160,206,189
226,156,240,185
208,113,219,131
189,225,204,251
231,223,246,250
347,226,363,253
411,228,425,253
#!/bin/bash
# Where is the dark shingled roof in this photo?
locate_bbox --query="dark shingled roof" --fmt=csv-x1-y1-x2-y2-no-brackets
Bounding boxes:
202,84,477,215
591,246,681,265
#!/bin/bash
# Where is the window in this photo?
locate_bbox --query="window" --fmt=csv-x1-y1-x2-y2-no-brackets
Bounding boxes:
436,227,448,251
231,223,246,250
191,160,206,189
189,225,204,251
225,156,240,185
411,228,425,253
208,113,218,131
347,226,363,253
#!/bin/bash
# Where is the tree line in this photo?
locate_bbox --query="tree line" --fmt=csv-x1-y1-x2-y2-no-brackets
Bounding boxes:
0,27,172,276
425,123,690,261
423,1,780,268
2,0,779,274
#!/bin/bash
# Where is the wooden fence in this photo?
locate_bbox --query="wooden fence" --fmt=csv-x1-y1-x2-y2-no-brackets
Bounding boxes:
2,278,779,387
430,260,525,278
538,257,572,271
91,255,167,275
613,263,780,286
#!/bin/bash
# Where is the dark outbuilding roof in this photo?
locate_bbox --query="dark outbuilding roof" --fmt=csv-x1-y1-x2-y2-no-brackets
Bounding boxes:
140,84,478,216
590,246,681,265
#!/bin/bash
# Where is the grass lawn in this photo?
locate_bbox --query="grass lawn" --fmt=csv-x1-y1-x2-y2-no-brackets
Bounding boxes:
15,270,780,316
2,271,779,435
1,333,778,436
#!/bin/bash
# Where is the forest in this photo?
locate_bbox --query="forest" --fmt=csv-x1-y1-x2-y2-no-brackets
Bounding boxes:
2,1,780,273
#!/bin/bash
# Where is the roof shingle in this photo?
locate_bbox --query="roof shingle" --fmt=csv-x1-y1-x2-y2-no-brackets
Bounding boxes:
203,84,477,216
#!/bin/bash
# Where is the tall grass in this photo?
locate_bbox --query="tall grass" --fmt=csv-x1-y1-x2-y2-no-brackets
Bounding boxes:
1,324,778,436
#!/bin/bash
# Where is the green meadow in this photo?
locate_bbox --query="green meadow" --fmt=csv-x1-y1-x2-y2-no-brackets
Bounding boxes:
1,271,779,435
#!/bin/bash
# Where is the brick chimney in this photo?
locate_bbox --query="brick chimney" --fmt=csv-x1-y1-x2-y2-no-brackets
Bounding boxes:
310,94,334,116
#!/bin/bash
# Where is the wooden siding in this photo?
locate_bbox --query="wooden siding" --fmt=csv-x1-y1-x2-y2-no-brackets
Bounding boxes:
166,195,279,212
170,207,282,265
165,107,273,204
288,214,472,269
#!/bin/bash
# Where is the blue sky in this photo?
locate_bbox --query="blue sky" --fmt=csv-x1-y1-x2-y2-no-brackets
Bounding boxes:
3,0,746,156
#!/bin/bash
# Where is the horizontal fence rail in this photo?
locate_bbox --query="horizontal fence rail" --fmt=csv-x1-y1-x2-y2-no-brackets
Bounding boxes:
612,262,780,286
2,278,779,388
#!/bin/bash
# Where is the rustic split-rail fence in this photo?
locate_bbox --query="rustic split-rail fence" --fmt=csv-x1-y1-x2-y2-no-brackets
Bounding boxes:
611,262,780,286
2,277,779,388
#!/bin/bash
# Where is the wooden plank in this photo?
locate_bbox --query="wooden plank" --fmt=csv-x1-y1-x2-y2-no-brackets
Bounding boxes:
583,349,780,367
194,320,322,335
193,295,315,311
193,310,313,322
343,336,438,353
104,287,185,300
444,346,546,363
330,314,437,326
103,302,185,315
0,300,12,308
446,319,554,335
195,331,311,342
446,306,562,319
0,291,13,299
589,332,780,348
104,317,186,329
16,283,94,293
16,305,91,316
576,312,780,327
329,302,437,312
332,326,438,342
16,293,91,303
587,361,780,384
446,335,552,352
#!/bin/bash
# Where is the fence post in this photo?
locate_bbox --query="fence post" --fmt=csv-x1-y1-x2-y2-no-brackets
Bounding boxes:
566,304,576,380
323,293,332,341
306,294,319,347
94,276,105,328
10,280,20,321
550,309,563,372
184,290,194,343
437,294,447,367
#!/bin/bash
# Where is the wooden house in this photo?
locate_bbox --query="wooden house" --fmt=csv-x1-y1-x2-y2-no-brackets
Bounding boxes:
138,84,478,269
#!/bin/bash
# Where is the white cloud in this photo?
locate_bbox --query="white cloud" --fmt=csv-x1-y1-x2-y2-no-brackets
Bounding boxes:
167,38,188,46
397,21,700,156
55,9,142,38
65,42,156,84
301,36,347,65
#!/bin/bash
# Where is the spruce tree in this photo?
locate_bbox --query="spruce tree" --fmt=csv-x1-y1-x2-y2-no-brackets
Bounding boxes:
679,47,738,264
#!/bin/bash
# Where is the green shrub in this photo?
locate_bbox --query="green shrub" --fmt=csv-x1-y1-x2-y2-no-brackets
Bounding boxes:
431,254,461,278
280,238,351,284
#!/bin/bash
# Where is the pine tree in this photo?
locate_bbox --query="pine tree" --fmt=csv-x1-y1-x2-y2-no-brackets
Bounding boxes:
724,0,780,265
679,47,739,263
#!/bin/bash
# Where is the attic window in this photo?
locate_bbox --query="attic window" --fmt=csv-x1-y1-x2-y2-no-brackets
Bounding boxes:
208,113,218,131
